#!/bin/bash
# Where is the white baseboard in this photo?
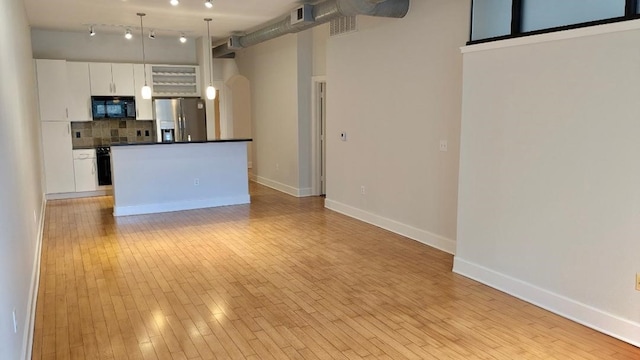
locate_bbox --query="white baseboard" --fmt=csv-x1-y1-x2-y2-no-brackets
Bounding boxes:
46,189,111,200
23,196,46,360
453,257,640,348
324,198,456,255
113,195,250,216
255,176,314,198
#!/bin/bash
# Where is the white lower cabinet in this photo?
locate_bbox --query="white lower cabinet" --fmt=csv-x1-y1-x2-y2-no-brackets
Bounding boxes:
73,149,98,192
41,121,76,194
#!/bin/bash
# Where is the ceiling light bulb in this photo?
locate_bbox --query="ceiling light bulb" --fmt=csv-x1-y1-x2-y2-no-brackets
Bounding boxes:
170,0,179,6
149,30,156,39
125,29,132,39
89,26,96,37
179,34,187,43
206,85,216,100
204,0,213,9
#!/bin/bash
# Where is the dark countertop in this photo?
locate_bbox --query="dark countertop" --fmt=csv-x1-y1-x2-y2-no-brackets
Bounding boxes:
110,138,253,147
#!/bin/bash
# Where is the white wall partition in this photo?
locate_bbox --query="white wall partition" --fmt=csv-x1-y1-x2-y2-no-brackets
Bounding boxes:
0,0,46,359
235,34,301,195
457,23,640,346
324,0,470,253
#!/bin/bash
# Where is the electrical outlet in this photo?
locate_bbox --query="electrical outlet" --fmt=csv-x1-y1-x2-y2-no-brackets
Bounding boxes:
12,309,17,334
194,178,200,186
439,140,448,152
360,186,366,195
636,273,640,291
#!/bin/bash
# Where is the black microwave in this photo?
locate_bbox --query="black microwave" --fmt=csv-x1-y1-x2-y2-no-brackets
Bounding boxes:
91,96,136,120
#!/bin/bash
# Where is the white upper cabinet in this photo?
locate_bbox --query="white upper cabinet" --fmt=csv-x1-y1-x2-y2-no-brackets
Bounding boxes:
111,63,135,95
133,64,153,120
88,63,113,95
66,62,92,121
89,63,135,96
36,59,68,121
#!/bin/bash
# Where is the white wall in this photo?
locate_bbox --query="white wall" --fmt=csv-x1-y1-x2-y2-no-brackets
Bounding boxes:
31,28,197,64
0,0,46,359
455,23,640,346
235,34,303,195
324,0,470,254
312,23,329,76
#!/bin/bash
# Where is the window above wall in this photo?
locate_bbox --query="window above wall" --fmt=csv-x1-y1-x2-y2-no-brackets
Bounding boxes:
469,0,640,44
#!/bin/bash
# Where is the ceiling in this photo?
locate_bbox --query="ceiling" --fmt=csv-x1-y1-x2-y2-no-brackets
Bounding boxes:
23,0,304,42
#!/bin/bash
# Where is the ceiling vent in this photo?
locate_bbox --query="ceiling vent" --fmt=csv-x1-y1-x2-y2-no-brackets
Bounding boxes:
330,16,357,36
291,4,314,25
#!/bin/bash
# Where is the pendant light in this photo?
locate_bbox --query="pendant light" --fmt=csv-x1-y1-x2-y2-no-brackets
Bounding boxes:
137,13,152,99
204,18,216,100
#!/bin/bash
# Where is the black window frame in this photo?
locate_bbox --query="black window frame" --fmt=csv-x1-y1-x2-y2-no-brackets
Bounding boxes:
468,0,640,45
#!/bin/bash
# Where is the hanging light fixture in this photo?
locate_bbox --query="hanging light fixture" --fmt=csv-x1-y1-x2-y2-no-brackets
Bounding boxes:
125,28,133,39
204,18,216,100
137,13,152,100
89,25,96,37
204,0,213,9
179,34,187,43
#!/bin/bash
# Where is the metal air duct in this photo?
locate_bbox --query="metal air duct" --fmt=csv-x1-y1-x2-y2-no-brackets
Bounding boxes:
213,0,409,58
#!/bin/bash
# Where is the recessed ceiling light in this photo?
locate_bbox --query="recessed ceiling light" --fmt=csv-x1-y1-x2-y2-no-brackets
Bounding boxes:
170,0,179,6
125,28,133,40
89,25,96,37
204,0,213,9
179,34,187,43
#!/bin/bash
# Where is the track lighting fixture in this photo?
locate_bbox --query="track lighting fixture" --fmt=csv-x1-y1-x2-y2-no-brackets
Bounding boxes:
179,34,187,43
125,28,133,39
149,30,156,39
89,25,96,37
204,0,213,9
170,0,179,6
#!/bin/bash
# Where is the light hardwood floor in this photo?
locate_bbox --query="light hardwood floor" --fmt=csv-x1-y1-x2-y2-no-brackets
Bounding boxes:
32,183,640,359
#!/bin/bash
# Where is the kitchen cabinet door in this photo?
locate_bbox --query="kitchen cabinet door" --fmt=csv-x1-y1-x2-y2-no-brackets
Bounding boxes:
41,121,75,194
66,62,92,121
73,150,97,192
133,64,153,120
111,63,135,96
89,62,114,95
36,59,68,121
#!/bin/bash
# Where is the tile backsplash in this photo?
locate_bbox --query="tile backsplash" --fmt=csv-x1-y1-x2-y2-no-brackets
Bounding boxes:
71,119,155,148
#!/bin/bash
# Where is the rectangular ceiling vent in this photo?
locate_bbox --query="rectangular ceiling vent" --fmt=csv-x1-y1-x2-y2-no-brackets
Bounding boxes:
330,16,357,37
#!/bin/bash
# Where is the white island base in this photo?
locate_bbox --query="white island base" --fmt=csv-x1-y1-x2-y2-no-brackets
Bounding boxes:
110,141,251,216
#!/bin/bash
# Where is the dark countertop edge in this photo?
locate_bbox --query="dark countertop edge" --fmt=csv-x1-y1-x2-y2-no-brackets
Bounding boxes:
109,139,253,147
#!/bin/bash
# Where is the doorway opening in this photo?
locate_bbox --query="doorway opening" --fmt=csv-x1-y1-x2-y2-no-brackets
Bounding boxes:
312,76,327,196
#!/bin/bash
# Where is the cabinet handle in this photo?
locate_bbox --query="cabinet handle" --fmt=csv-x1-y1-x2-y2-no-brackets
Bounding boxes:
67,124,70,134
92,161,96,175
113,83,116,93
66,108,69,119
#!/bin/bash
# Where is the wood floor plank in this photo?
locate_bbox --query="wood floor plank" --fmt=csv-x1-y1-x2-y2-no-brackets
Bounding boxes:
32,183,640,359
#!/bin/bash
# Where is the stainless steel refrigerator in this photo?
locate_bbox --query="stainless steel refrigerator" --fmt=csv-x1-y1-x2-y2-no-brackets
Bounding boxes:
154,98,207,142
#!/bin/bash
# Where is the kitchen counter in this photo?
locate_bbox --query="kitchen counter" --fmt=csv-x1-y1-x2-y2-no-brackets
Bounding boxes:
110,138,252,146
110,140,251,216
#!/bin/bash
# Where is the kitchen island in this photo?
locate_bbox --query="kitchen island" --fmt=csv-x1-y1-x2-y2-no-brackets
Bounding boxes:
110,139,252,216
